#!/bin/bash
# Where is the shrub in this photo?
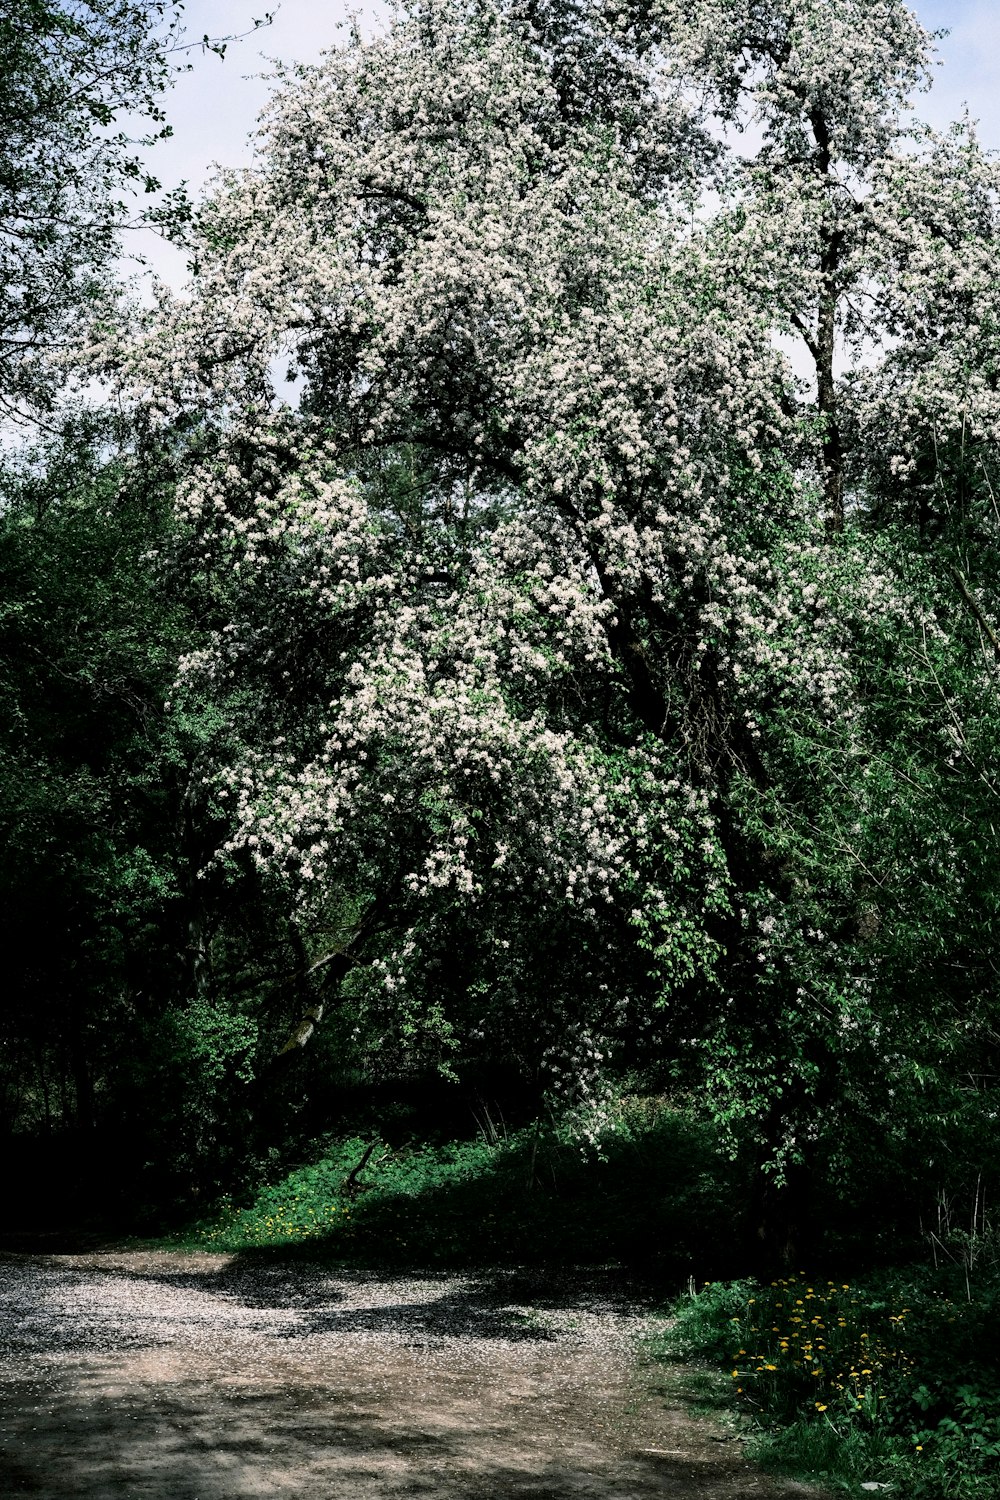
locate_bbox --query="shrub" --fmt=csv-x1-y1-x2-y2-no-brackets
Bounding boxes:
659,1268,1000,1497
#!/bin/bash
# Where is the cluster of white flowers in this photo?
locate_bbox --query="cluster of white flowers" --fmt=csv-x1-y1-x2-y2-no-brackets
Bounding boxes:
102,0,998,1129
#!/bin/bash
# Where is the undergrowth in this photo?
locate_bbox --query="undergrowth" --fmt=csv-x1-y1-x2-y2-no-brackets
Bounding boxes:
159,1105,741,1273
656,1268,1000,1498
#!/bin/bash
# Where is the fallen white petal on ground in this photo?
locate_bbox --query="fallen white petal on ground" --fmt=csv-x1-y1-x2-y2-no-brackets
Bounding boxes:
0,1253,827,1500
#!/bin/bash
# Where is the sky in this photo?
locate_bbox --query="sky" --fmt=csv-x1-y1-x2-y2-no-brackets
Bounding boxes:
916,1,1000,139
153,1,361,198
135,0,1000,286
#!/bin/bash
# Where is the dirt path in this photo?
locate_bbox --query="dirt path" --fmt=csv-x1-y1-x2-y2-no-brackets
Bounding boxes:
0,1253,824,1499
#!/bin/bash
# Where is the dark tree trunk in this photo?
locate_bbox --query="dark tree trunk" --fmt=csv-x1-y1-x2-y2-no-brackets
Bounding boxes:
68,1012,95,1133
747,1153,815,1275
816,282,844,535
809,105,845,536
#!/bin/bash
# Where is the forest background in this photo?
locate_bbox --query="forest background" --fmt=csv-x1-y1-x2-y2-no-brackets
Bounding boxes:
3,2,1000,1492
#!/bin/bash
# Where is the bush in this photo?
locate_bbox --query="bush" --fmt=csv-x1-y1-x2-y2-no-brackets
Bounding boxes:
658,1267,1000,1497
168,1100,743,1273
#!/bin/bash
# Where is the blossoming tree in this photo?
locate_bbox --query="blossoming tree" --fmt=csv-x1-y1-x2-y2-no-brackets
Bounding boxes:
109,0,1000,1250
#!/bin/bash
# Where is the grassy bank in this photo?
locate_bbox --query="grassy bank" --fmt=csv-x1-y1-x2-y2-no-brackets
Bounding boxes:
654,1266,1000,1497
156,1106,743,1276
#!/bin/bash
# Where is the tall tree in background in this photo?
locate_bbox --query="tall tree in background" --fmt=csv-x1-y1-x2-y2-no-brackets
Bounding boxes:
0,1,188,421
662,0,935,532
0,0,995,1250
0,2,291,1210
0,0,183,1144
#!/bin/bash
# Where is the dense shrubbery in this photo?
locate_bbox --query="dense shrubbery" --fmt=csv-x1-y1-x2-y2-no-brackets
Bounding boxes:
164,1102,742,1275
661,1261,1000,1497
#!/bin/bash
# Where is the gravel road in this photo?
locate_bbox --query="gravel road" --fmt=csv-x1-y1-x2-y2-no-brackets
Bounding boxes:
0,1253,824,1499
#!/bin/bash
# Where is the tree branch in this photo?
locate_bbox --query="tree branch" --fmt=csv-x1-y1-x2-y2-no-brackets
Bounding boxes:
948,566,1000,664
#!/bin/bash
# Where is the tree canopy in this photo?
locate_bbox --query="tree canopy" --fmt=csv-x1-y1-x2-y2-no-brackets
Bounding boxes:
0,1,190,420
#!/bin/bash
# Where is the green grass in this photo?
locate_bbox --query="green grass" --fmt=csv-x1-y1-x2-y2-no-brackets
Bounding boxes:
655,1268,1000,1497
746,1419,901,1493
157,1103,744,1274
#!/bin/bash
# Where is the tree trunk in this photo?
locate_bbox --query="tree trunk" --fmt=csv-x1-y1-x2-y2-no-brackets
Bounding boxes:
809,105,845,536
816,283,844,535
747,1154,815,1275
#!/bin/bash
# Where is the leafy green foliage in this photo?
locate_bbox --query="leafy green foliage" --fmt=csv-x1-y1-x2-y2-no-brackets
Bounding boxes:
660,1265,1000,1498
171,1101,740,1275
0,425,180,1132
0,1,184,417
0,423,306,1212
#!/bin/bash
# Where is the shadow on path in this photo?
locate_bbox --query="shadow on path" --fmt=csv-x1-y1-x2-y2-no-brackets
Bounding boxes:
0,1369,777,1499
0,1257,654,1358
0,1256,823,1500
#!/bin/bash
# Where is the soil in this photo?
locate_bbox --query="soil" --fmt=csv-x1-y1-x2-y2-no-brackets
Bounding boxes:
0,1252,829,1499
